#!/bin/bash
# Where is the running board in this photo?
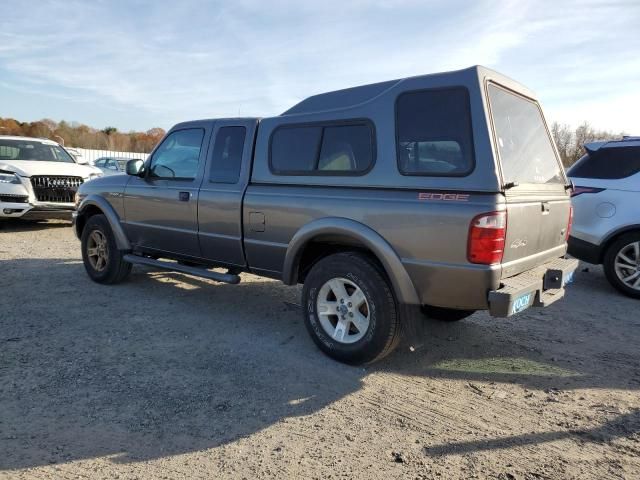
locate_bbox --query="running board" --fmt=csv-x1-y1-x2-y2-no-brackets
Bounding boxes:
123,254,241,284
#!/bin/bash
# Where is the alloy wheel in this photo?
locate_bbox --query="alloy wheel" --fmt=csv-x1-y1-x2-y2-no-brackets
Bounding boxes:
316,277,370,344
86,229,109,272
614,241,640,291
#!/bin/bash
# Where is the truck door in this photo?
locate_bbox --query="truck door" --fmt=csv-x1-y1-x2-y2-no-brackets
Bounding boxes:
198,119,258,266
123,125,209,257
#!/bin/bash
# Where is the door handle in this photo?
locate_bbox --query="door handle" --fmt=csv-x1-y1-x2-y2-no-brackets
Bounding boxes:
179,191,190,202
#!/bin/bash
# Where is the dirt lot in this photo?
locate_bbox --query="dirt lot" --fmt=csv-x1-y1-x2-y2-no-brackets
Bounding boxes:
1,219,638,479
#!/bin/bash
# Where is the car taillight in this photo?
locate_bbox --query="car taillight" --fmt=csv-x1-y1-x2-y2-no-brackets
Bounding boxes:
467,211,507,265
571,186,605,197
566,205,573,241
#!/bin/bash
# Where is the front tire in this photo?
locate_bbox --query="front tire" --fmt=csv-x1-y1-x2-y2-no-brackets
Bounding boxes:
603,232,640,299
81,214,132,284
302,252,401,364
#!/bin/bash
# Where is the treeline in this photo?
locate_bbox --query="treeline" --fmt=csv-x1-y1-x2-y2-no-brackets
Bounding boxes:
0,116,627,163
0,117,165,153
550,122,625,167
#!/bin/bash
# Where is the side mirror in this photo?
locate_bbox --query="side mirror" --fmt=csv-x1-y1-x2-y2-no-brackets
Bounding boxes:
76,157,89,165
126,159,145,176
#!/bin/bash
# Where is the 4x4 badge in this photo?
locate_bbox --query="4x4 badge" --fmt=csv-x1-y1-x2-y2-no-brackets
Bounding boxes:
511,238,528,249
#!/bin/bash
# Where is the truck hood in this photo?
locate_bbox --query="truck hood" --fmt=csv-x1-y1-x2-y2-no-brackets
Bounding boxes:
0,160,101,178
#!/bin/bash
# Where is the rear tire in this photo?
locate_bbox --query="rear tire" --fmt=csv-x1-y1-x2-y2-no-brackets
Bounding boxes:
302,252,401,364
421,305,476,322
81,214,132,284
603,232,640,299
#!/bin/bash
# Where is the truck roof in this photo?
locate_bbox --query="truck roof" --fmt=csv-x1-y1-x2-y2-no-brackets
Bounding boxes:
172,118,260,130
281,65,535,116
172,66,534,127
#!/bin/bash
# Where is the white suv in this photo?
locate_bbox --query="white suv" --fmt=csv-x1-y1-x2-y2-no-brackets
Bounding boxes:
568,136,640,298
0,136,103,220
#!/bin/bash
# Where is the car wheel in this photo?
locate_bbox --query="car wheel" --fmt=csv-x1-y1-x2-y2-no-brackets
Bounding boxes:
421,305,476,322
302,252,402,364
81,214,132,284
603,232,640,299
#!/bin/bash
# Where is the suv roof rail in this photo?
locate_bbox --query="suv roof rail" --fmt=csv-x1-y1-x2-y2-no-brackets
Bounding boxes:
622,135,640,141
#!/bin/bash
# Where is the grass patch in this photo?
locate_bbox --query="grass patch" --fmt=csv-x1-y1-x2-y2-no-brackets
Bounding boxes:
431,357,579,377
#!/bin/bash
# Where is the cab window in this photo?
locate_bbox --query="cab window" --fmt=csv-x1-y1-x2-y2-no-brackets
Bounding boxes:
149,129,204,180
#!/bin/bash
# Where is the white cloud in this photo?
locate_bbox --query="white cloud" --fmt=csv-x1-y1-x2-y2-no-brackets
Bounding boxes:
0,0,638,132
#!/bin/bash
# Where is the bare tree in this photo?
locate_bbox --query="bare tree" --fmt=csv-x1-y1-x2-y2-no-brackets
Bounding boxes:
0,117,165,153
550,121,625,167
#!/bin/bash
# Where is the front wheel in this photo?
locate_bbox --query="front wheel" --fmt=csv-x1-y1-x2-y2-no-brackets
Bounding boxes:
81,214,132,284
603,232,640,299
302,252,402,364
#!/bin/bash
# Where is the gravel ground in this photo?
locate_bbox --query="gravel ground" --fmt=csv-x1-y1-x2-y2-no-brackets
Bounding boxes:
1,219,639,479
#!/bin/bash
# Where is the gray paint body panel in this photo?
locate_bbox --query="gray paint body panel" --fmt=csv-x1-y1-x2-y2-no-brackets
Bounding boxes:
74,66,572,311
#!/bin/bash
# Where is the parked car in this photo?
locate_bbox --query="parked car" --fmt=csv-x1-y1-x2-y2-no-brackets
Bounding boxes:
568,136,640,298
73,66,577,364
94,157,137,176
0,136,103,220
65,147,89,165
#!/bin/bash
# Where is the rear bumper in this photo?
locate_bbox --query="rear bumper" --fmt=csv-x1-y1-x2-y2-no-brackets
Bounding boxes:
567,235,601,264
488,257,579,317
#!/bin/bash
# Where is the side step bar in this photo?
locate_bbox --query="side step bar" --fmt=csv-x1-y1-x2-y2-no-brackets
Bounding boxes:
123,254,241,284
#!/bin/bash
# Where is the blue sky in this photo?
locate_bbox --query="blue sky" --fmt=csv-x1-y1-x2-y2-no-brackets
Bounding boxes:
1,0,638,133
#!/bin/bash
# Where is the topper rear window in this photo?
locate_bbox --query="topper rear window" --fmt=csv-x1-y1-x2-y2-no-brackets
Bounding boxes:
488,84,563,185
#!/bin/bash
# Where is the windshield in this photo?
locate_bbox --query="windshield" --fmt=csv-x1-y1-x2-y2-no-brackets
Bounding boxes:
0,139,75,163
488,84,564,185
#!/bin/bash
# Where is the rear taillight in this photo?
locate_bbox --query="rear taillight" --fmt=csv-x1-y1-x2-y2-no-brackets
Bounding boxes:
467,211,507,265
566,205,573,241
571,186,605,197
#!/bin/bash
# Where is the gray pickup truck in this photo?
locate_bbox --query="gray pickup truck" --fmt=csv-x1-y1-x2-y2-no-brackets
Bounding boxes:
73,66,578,364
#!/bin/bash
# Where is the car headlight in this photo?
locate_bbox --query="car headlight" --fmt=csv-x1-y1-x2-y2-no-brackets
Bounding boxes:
0,171,21,184
88,172,103,181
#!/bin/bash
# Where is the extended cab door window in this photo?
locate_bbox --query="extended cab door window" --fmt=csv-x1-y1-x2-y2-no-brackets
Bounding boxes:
209,126,246,184
149,128,204,180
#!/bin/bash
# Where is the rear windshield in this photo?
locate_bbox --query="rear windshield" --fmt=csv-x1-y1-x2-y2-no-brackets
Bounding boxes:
0,139,75,163
488,84,563,185
568,147,640,179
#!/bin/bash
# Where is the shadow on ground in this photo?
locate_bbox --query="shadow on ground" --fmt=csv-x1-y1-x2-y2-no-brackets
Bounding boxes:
0,218,72,232
424,408,640,457
1,257,638,470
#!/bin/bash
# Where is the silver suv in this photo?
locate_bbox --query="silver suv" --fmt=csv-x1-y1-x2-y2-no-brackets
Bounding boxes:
568,137,640,298
73,66,577,364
